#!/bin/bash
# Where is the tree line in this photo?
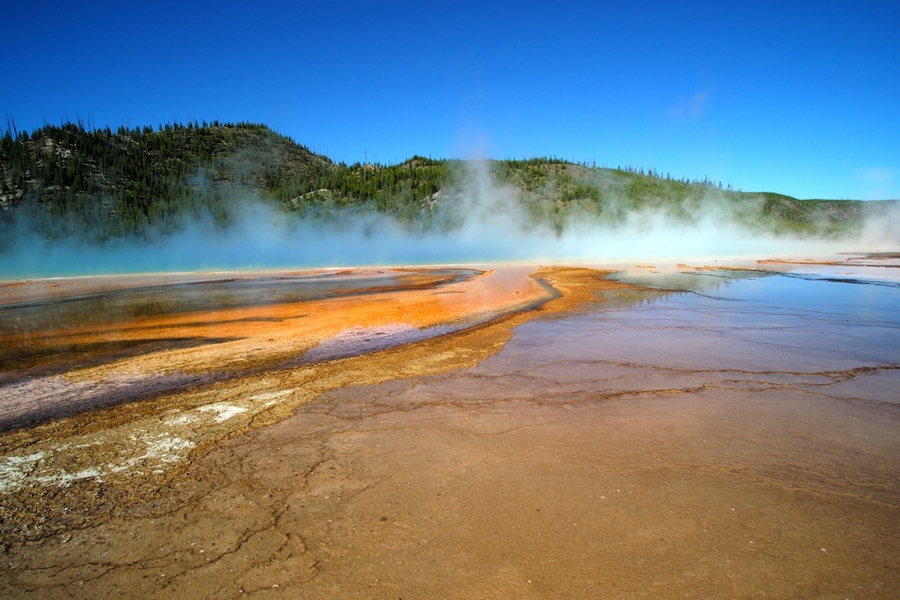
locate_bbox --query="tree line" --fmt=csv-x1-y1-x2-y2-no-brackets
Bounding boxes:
0,120,867,249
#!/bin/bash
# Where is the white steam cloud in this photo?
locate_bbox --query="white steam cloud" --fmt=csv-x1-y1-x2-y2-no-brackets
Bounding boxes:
2,160,899,279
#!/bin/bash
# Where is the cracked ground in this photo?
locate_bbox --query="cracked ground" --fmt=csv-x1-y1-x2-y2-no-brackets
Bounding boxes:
1,261,899,598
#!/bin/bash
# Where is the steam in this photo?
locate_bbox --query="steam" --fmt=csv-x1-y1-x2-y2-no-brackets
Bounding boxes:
2,160,899,279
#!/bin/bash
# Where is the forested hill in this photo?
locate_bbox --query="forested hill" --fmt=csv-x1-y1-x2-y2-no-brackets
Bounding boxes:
0,121,881,248
0,121,336,243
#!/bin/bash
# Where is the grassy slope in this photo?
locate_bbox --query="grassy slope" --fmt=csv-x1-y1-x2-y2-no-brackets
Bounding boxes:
0,122,880,249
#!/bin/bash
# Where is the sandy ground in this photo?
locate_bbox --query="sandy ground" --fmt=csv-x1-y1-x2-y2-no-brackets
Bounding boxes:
1,263,898,598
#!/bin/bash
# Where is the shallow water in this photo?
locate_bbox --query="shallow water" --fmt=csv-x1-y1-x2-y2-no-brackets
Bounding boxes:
579,269,900,385
316,268,900,420
1,265,899,598
262,266,900,597
0,266,544,431
0,268,477,337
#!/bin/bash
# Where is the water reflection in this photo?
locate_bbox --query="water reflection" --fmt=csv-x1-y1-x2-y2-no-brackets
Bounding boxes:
506,268,900,403
0,269,477,336
2,264,899,597
613,268,900,325
0,268,481,375
296,323,456,364
286,266,900,597
0,266,546,431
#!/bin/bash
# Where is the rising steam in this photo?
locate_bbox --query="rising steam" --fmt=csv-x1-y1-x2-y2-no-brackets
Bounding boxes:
2,160,899,279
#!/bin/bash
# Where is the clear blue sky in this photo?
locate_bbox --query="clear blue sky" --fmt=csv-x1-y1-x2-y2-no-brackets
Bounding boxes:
3,0,898,200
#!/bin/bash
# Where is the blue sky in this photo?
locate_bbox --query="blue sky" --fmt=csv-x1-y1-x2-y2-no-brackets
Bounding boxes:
2,0,898,200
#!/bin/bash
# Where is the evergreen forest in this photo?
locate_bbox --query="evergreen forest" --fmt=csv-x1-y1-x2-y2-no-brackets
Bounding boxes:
0,121,882,252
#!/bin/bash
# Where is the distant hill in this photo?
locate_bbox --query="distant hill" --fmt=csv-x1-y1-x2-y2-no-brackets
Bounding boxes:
0,121,886,249
0,121,335,245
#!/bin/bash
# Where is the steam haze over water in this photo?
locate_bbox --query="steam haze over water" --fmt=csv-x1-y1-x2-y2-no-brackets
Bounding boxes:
2,2,899,277
2,5,900,597
3,160,898,279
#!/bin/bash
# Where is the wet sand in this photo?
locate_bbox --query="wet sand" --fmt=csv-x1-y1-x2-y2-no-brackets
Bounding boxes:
1,261,899,598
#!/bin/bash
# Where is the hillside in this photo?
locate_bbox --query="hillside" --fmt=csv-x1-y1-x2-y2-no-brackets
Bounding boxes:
0,121,335,244
0,121,880,250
